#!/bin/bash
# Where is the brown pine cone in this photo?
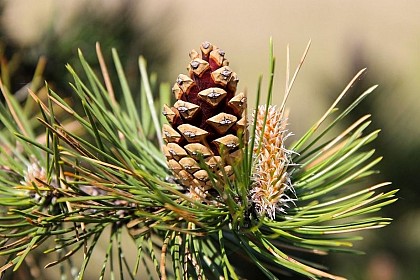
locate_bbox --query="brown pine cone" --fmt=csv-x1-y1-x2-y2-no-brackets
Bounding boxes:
162,41,246,199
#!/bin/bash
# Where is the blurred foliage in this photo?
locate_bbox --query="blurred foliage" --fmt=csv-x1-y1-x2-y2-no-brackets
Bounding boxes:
0,1,172,96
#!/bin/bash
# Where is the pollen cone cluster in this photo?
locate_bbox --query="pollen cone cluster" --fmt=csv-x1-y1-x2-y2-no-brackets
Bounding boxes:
251,105,293,219
162,41,246,198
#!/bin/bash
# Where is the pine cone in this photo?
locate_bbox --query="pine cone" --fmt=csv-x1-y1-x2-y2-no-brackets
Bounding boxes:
162,41,246,198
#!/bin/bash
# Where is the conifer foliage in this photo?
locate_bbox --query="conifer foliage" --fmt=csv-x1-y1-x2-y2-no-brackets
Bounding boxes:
0,41,397,279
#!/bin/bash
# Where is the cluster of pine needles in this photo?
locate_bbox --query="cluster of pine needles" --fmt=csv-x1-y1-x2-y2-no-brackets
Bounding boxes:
0,40,397,279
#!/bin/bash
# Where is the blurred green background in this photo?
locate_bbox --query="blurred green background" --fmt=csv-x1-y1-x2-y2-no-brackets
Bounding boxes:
1,0,419,279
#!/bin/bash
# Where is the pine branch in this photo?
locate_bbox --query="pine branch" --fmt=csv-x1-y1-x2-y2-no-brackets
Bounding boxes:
0,40,397,279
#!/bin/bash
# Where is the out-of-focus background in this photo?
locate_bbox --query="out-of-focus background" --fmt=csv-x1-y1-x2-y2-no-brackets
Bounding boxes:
1,0,419,279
